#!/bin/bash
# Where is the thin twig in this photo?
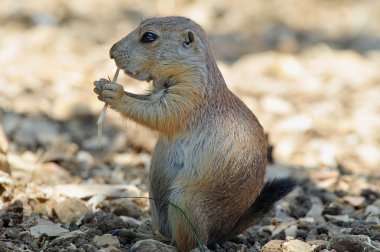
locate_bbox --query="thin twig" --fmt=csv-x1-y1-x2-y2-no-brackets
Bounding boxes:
97,68,120,148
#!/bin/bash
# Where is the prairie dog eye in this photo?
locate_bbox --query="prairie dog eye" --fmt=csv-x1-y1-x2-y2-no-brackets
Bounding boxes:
141,32,158,43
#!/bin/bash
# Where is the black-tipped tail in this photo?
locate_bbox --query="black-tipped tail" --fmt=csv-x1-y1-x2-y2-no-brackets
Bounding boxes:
223,178,297,241
251,178,297,216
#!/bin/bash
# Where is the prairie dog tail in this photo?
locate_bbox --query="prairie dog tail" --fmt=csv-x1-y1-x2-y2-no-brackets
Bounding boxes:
226,178,297,239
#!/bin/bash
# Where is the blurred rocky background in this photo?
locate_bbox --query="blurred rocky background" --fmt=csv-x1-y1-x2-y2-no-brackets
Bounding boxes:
0,0,380,251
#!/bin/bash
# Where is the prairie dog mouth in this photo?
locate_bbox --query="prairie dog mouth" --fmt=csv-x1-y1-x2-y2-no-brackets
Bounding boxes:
123,69,134,76
112,57,153,82
122,68,153,82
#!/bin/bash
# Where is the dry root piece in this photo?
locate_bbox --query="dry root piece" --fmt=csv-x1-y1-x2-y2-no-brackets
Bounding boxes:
97,68,120,148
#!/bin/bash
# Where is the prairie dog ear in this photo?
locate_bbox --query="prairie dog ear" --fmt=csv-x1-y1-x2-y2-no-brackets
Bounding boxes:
183,30,195,48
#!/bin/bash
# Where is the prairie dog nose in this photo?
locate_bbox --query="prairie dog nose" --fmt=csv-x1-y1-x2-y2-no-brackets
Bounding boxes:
109,43,118,59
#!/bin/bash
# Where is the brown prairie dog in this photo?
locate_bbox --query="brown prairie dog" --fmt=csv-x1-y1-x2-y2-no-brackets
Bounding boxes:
94,16,295,251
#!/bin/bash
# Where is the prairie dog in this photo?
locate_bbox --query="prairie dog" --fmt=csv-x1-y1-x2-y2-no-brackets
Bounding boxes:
94,16,295,251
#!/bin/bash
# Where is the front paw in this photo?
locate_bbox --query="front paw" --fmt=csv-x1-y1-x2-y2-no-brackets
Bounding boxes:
93,78,110,102
102,82,125,108
93,79,124,107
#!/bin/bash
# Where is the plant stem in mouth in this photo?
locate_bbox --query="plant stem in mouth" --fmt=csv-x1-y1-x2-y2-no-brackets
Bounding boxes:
97,68,120,148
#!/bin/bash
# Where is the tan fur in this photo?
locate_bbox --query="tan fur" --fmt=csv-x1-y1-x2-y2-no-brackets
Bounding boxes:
94,17,267,251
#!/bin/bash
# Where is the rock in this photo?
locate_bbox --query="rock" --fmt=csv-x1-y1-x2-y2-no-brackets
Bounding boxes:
1,113,22,136
275,207,293,220
136,219,156,237
6,200,24,213
0,170,12,186
311,170,340,181
258,225,275,235
320,191,337,203
87,195,107,211
120,216,142,229
341,228,354,236
260,240,284,252
25,183,54,203
54,198,90,224
32,162,72,185
272,221,297,237
275,115,313,133
7,152,40,171
81,211,128,233
128,239,177,252
351,223,375,237
330,234,375,252
30,202,49,216
93,234,120,248
306,197,324,221
260,96,294,115
307,240,328,250
289,194,312,218
221,241,239,250
341,205,355,215
365,205,380,215
50,230,86,245
82,135,111,150
109,199,142,219
236,244,248,252
99,246,123,252
298,217,315,225
14,118,59,147
272,231,286,241
366,215,380,224
113,152,150,169
306,204,324,221
343,195,366,208
315,177,338,189
0,124,10,174
266,163,295,180
373,224,380,232
374,200,380,208
322,203,342,215
336,176,368,196
295,229,308,241
324,214,350,222
272,56,303,80
40,140,79,163
54,184,141,199
285,225,298,238
357,144,380,167
282,239,311,252
58,230,85,239
274,137,297,161
361,189,380,202
76,150,95,168
29,218,69,238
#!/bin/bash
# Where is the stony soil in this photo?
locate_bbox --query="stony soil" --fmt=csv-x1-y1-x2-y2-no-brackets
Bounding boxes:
1,1,380,251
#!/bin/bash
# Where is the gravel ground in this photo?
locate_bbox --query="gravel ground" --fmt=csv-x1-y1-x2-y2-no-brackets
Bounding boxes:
1,1,380,251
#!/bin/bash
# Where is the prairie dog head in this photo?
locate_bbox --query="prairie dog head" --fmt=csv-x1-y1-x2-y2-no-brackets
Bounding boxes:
109,17,209,83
